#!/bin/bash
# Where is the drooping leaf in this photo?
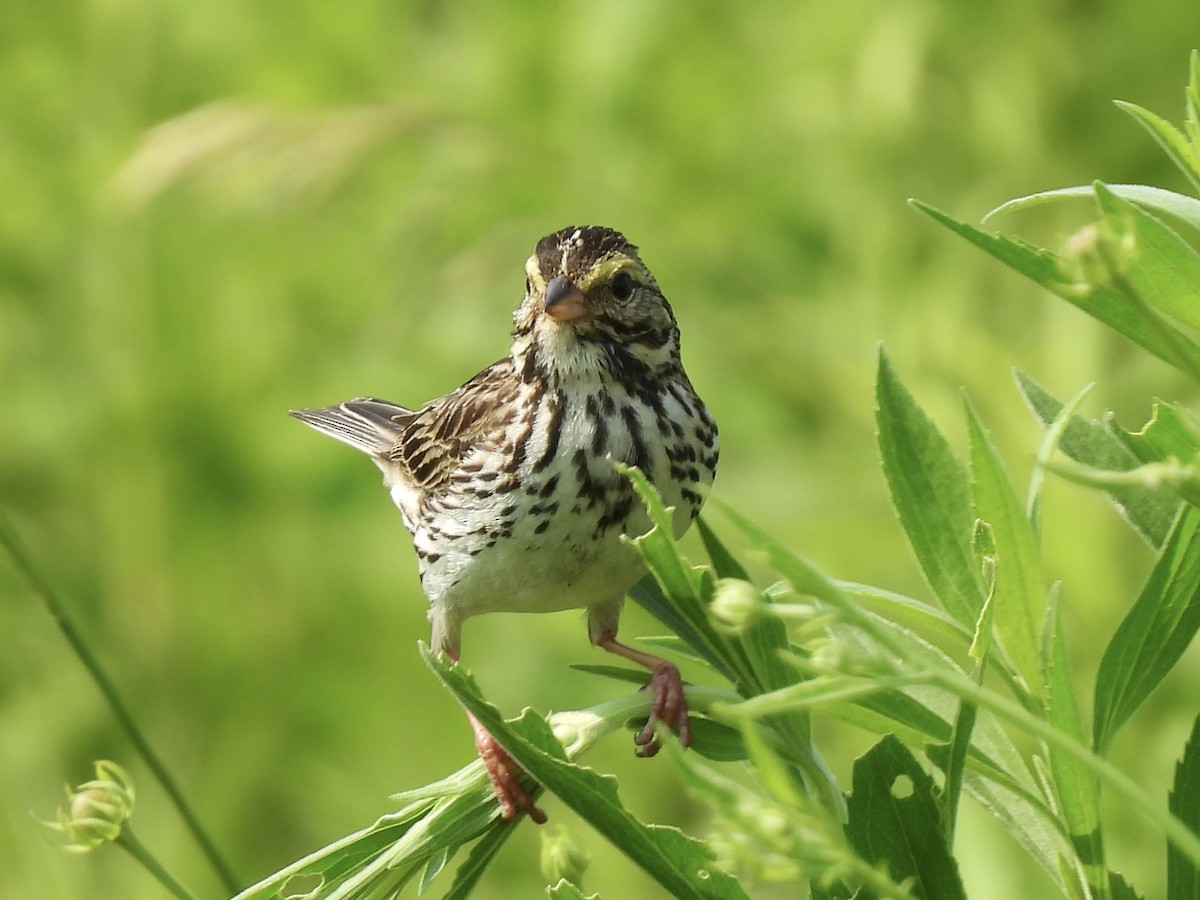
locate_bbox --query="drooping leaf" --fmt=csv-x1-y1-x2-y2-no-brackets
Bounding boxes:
875,349,986,627
1168,716,1200,900
845,735,966,900
985,184,1200,232
1094,505,1200,754
911,200,1200,379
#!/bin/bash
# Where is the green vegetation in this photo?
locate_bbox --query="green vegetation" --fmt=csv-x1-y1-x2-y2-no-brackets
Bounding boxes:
5,3,1200,898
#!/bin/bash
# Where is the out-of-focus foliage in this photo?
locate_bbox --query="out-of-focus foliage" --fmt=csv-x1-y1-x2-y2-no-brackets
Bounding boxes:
2,2,1198,898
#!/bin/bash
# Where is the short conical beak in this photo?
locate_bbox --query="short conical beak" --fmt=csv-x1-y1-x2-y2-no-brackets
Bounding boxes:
543,275,589,322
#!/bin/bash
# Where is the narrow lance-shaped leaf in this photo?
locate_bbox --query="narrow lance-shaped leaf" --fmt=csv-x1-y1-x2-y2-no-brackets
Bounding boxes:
966,397,1047,697
1093,182,1200,333
1094,504,1200,754
1168,715,1200,900
1042,589,1107,899
622,467,797,699
423,646,751,900
910,200,1200,380
1115,99,1200,195
985,184,1200,233
875,348,986,626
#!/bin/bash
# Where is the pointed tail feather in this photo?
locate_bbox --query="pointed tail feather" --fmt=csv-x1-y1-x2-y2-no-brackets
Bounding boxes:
289,397,414,457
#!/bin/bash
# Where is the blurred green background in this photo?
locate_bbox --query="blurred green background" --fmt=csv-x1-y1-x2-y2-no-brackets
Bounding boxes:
4,1,1200,897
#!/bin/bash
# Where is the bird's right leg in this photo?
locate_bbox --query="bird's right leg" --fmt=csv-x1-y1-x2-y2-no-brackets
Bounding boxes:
443,646,546,824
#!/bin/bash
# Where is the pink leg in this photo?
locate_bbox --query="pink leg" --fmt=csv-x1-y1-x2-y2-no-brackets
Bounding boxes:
443,647,546,824
595,632,691,757
466,710,547,824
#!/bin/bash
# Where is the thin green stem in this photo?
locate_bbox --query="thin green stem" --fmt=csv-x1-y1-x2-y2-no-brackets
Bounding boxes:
0,507,239,893
116,828,201,900
925,669,1200,868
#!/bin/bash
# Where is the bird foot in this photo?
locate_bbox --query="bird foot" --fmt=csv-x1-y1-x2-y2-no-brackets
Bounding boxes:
634,660,691,758
471,717,547,824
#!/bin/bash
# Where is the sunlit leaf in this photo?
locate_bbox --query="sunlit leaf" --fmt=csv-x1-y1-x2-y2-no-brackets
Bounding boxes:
965,398,1046,696
911,200,1200,379
875,349,986,627
424,647,750,900
1092,183,1200,333
985,184,1200,232
1115,100,1200,195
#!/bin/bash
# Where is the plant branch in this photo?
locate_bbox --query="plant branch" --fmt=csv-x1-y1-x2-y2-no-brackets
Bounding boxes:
0,506,239,894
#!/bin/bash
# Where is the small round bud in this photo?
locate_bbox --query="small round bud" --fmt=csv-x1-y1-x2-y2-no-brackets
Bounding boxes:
1060,217,1136,293
46,760,135,852
540,824,591,887
709,578,767,632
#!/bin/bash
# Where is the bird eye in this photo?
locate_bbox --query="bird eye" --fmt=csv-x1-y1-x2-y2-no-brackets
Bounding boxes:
611,270,635,301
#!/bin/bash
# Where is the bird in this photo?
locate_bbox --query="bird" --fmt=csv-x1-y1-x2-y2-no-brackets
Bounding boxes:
291,225,718,823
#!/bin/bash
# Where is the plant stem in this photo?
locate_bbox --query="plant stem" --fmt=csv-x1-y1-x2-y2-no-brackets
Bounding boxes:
116,827,202,900
925,669,1200,868
0,507,239,893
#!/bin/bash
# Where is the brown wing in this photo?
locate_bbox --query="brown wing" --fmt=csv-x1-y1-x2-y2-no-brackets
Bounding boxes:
390,358,520,492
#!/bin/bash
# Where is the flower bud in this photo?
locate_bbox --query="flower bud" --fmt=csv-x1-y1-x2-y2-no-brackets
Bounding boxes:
1059,216,1136,293
540,824,591,887
46,760,135,852
709,578,767,632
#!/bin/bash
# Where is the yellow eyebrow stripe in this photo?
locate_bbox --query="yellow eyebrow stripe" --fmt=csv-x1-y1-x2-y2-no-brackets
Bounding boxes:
576,255,638,292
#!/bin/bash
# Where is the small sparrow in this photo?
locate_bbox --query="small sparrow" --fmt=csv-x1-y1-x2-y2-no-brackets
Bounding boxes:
292,226,718,822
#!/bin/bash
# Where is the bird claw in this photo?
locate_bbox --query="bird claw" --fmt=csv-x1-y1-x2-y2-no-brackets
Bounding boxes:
473,723,547,824
634,661,691,757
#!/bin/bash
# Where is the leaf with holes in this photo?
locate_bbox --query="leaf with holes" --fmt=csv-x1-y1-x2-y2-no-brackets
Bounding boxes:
845,735,966,900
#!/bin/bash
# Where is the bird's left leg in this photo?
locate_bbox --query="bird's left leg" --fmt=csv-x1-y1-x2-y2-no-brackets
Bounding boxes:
591,616,691,756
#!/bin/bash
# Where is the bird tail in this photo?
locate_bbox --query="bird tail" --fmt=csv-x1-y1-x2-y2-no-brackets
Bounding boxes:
289,397,413,457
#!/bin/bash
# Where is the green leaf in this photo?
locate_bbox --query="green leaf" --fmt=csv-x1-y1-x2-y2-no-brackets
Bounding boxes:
622,469,784,696
1094,505,1200,754
423,647,750,900
1015,371,1179,547
845,735,966,900
875,349,986,627
1111,871,1147,900
443,823,519,900
570,663,657,686
695,515,750,581
545,880,598,900
1092,183,1200,333
911,200,1200,379
685,715,749,762
1042,590,1106,898
985,184,1200,232
1168,716,1200,900
1115,100,1200,195
838,582,973,664
966,398,1047,696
